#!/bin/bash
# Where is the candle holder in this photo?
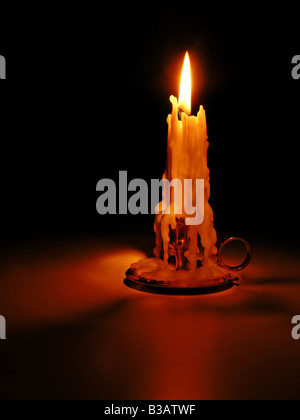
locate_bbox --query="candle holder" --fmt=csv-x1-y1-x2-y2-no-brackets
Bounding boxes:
124,52,252,295
125,219,252,296
169,218,190,271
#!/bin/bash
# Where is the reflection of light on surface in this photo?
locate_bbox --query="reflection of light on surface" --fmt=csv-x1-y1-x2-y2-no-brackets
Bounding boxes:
0,244,147,330
93,248,147,286
97,249,146,269
2,239,300,399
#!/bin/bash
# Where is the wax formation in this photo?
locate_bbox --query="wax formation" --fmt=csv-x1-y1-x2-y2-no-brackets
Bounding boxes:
131,53,228,286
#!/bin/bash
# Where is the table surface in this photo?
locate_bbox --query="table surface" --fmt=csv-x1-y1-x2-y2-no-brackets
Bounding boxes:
0,234,300,400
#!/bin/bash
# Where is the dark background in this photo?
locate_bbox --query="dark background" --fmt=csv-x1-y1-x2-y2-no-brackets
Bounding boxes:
0,6,299,248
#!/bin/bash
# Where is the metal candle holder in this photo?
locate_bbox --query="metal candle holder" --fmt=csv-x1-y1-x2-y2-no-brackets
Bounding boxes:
125,219,252,295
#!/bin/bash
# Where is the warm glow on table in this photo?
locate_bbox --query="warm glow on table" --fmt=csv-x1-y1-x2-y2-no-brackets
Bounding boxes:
0,235,300,399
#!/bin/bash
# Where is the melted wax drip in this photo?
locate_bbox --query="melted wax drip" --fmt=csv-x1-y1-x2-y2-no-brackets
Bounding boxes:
154,96,217,271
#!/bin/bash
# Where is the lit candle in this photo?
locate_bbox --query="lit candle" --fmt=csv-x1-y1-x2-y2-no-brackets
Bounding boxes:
154,52,218,270
178,52,192,116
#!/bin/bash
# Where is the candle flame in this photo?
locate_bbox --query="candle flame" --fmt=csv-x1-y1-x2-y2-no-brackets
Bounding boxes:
178,51,192,116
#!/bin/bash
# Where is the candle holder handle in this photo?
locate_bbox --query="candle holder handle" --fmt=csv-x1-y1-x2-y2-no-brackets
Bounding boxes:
217,237,252,272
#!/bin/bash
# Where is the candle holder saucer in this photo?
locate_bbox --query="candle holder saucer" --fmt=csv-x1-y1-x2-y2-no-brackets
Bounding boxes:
125,237,252,296
124,268,239,296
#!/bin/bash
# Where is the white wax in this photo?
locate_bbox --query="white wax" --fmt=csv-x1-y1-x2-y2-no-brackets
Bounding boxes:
154,96,217,269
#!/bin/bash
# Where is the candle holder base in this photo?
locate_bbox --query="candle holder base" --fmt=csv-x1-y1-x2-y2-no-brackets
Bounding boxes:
124,268,239,296
124,237,251,296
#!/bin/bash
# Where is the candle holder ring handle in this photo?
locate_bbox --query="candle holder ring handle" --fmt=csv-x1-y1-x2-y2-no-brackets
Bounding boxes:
217,237,252,272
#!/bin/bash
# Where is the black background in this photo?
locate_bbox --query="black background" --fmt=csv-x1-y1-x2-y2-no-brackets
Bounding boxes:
0,6,299,247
